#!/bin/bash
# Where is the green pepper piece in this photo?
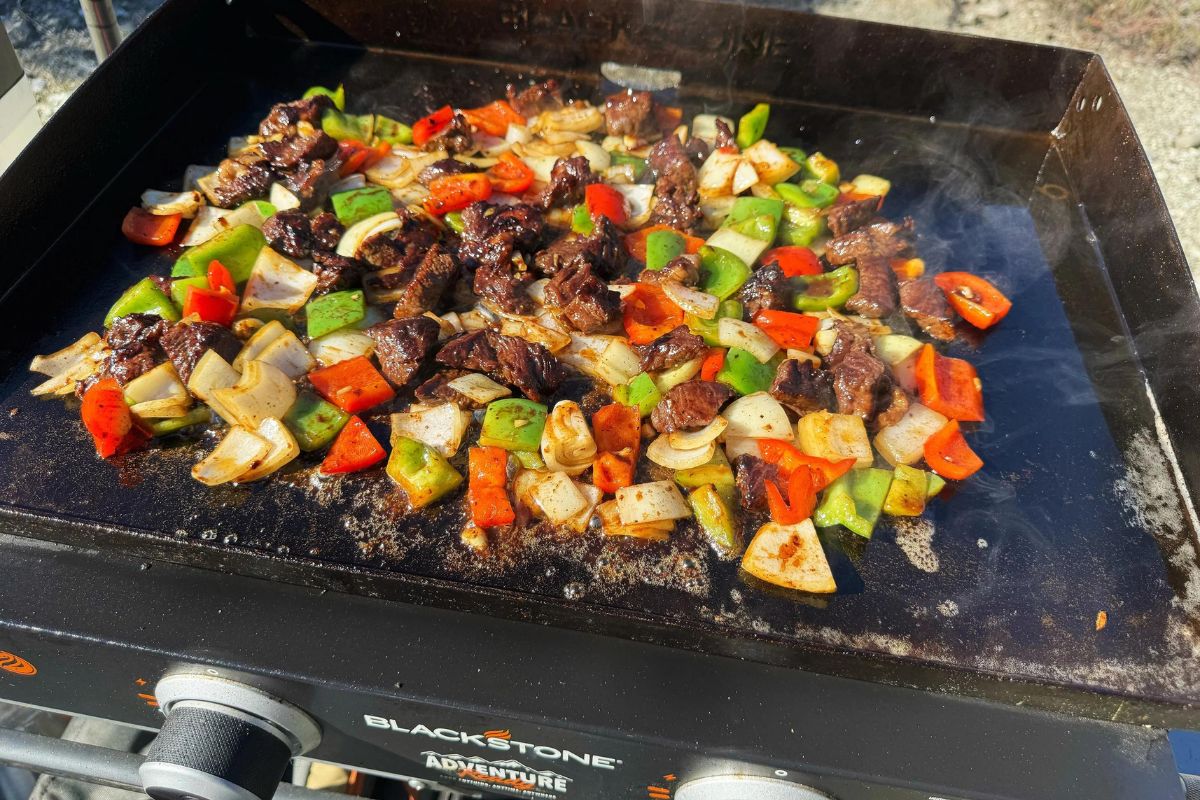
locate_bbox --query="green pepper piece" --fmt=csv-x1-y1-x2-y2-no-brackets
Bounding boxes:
687,299,743,345
172,224,267,283
373,114,413,145
570,204,594,236
802,179,839,207
242,307,300,333
610,153,647,179
321,109,373,142
926,472,947,498
512,449,547,470
792,265,858,311
283,391,350,452
814,469,893,539
624,372,662,418
777,205,824,247
169,276,209,310
645,229,686,270
478,398,548,452
104,277,181,327
804,152,840,185
780,146,808,165
331,187,393,227
387,436,464,509
724,214,777,244
726,196,785,226
736,103,770,150
305,290,366,339
775,180,838,210
675,450,735,504
303,84,345,111
716,347,774,395
248,200,277,218
148,405,212,436
688,484,739,555
883,465,928,517
697,246,751,301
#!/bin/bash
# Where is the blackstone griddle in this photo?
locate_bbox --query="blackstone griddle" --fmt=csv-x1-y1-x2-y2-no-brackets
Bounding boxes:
0,1,1197,799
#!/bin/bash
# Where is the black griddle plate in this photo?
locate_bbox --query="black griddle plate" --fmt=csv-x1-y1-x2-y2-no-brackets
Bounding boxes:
0,1,1198,726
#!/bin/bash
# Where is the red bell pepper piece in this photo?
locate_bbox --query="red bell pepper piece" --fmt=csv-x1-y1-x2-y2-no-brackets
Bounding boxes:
80,377,147,458
337,140,391,176
594,452,636,495
463,100,525,137
934,272,1012,330
467,446,515,527
924,419,983,480
121,207,181,246
584,183,629,226
765,467,816,525
321,416,386,475
486,152,534,195
700,348,726,382
423,172,493,216
758,438,853,491
308,356,396,413
622,283,685,345
624,224,704,262
835,191,881,207
761,246,821,277
915,344,985,422
183,285,238,327
753,309,819,350
412,105,454,147
207,260,236,294
592,403,640,495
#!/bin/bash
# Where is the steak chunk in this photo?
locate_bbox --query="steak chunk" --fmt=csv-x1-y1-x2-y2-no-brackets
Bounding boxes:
770,359,833,415
359,210,438,272
603,90,655,138
260,131,338,170
474,260,536,315
646,134,701,231
538,155,594,210
208,150,273,209
367,316,441,387
899,278,956,341
826,321,890,422
636,325,708,372
418,158,473,186
650,380,733,434
436,331,563,402
258,95,334,137
160,321,240,385
737,264,789,317
825,196,880,238
713,118,736,150
389,244,459,319
506,79,564,117
733,454,784,512
543,263,622,333
825,218,915,266
459,203,546,315
844,255,897,318
435,330,499,373
423,112,473,155
534,216,625,280
312,251,365,294
875,385,912,430
638,254,699,287
414,370,481,408
102,313,171,387
310,211,344,251
278,158,339,210
262,209,313,259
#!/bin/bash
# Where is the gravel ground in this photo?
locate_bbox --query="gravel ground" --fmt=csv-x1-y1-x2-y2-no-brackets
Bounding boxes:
2,0,1197,269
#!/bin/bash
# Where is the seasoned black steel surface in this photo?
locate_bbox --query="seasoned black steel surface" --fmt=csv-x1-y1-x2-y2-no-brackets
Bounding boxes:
0,0,1197,724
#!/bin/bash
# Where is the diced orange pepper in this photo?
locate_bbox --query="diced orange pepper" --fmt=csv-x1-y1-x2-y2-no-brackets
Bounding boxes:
594,451,636,495
700,348,726,382
308,356,396,413
121,207,181,246
765,467,816,525
592,404,640,494
81,377,146,458
622,283,684,345
321,416,386,474
624,225,704,262
924,419,983,480
462,100,525,137
915,344,985,422
753,309,819,350
934,272,1012,330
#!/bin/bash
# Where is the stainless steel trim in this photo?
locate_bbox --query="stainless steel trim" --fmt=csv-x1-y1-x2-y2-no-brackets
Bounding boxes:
79,0,123,61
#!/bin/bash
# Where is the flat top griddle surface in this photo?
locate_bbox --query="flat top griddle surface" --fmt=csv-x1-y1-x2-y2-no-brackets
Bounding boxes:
0,41,1197,711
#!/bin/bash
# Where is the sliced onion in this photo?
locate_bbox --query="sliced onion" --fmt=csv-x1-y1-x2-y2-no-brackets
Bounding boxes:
616,480,693,525
796,409,872,468
211,360,296,430
718,317,780,363
446,373,511,404
608,283,638,300
308,328,376,367
124,362,188,405
691,114,736,144
520,153,561,183
130,397,193,419
254,330,316,379
722,437,762,461
565,483,603,534
698,149,742,198
699,196,735,228
237,417,300,482
662,281,720,320
874,403,948,467
646,435,716,470
505,123,533,145
363,154,416,189
187,350,241,423
241,248,319,314
533,104,603,134
668,416,728,450
706,228,768,270
192,426,271,487
498,314,572,353
732,158,760,194
529,471,589,524
458,308,493,332
28,332,105,396
598,338,642,386
389,183,431,208
269,183,301,211
183,164,215,191
527,278,550,306
613,183,653,229
652,356,702,394
723,392,792,440
336,211,401,257
742,139,802,185
329,174,367,194
742,520,836,593
851,174,892,197
541,401,597,476
180,206,229,247
141,189,202,218
575,140,611,171
598,500,673,541
233,320,286,371
391,402,471,458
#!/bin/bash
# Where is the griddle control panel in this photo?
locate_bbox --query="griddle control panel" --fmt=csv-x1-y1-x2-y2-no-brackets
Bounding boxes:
675,776,835,800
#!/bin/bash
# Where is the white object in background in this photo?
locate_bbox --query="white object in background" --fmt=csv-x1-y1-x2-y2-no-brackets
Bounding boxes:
0,22,41,177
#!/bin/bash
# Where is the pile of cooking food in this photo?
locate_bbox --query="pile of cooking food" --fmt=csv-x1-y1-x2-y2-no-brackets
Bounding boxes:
28,79,1012,594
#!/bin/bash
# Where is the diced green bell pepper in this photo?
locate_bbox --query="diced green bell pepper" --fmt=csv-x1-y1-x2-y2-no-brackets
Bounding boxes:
804,152,840,185
305,290,365,339
688,484,739,555
736,103,770,150
104,277,181,327
645,229,686,270
716,347,775,395
148,405,212,436
698,246,751,300
775,179,839,209
169,276,209,310
321,109,374,142
373,114,413,145
331,186,393,227
883,465,928,517
610,153,647,179
172,224,266,283
283,391,350,452
570,204,594,235
303,84,345,111
814,468,893,539
621,372,662,418
387,436,464,509
778,205,825,247
478,398,548,452
675,449,735,504
687,299,743,345
512,449,547,470
927,473,947,498
725,214,777,245
780,146,808,165
243,307,300,333
444,211,465,234
793,265,858,311
727,196,785,226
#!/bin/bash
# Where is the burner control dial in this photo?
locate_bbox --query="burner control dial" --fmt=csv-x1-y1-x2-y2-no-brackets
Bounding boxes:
675,776,834,800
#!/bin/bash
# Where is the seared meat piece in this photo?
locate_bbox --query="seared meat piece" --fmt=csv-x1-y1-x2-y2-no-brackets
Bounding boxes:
733,454,784,512
258,95,334,137
543,263,622,333
389,244,459,319
262,209,313,258
826,320,874,368
737,264,789,317
359,210,438,271
770,359,833,415
278,158,339,210
638,254,700,287
474,260,536,315
825,196,880,238
459,203,546,314
414,370,482,408
506,79,564,116
683,136,710,167
208,150,273,208
310,212,343,252
636,325,708,372
159,321,240,385
844,255,897,318
423,112,473,155
436,331,564,402
367,317,441,387
603,90,655,138
101,313,171,387
646,135,701,231
260,131,338,170
899,278,956,341
713,118,736,150
875,385,911,430
312,251,365,294
534,216,625,280
537,156,594,210
418,158,473,186
825,218,915,266
650,380,733,434
826,322,890,422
